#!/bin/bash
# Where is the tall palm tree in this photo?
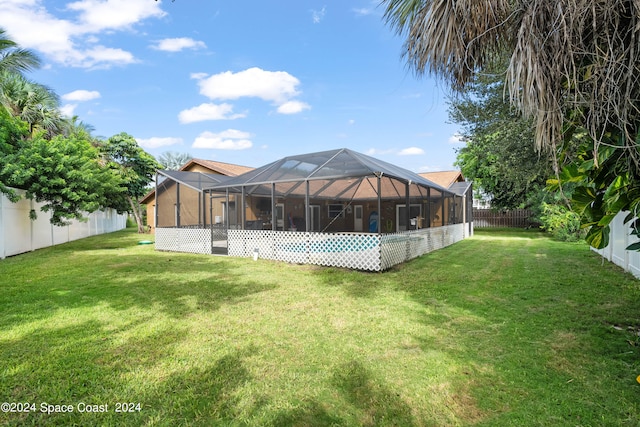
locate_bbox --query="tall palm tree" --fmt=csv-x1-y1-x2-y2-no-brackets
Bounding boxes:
157,151,193,170
382,0,640,167
62,115,96,139
0,28,41,75
0,71,64,138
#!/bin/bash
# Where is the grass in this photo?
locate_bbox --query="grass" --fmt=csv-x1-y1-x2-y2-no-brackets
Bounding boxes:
1,228,639,426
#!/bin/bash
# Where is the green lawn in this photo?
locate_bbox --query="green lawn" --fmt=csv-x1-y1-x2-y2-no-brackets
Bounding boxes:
1,228,639,426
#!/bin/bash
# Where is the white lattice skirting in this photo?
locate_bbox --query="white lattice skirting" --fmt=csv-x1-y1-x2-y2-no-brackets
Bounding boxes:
229,223,468,271
156,228,225,255
156,223,468,271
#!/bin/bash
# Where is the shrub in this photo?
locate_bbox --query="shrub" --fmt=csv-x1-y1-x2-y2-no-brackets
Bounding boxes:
539,203,586,242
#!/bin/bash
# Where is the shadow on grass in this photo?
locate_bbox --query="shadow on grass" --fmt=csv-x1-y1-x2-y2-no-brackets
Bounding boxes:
0,236,277,329
269,360,415,427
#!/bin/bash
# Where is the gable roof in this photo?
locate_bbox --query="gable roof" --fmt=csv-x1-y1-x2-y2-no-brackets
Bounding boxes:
181,158,254,176
419,171,464,189
140,158,254,204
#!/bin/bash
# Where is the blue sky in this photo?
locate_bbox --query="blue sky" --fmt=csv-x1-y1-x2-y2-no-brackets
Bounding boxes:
0,0,464,172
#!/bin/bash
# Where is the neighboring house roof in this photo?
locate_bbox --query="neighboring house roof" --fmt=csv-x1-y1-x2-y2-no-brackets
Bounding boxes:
140,158,254,204
181,159,254,176
419,171,464,189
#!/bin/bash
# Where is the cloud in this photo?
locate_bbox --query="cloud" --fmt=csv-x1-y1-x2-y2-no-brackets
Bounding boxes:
192,130,253,150
178,103,246,123
194,68,301,104
191,67,310,115
60,104,77,117
311,6,326,23
348,119,355,125
448,132,464,144
136,137,183,149
0,0,165,68
66,0,166,32
352,1,380,17
398,147,425,156
352,8,373,16
366,148,394,156
152,37,206,52
62,90,101,101
277,101,311,115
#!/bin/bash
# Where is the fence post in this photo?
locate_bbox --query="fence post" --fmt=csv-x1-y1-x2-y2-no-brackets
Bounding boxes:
0,192,4,259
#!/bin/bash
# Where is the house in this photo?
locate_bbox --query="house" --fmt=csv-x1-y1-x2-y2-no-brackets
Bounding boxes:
419,170,465,188
140,159,253,233
153,148,474,271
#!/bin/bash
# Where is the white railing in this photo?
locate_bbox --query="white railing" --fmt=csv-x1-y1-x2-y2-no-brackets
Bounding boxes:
591,211,640,279
0,188,127,259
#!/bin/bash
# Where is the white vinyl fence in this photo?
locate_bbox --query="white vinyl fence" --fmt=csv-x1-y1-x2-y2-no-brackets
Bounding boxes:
0,188,127,259
591,211,640,279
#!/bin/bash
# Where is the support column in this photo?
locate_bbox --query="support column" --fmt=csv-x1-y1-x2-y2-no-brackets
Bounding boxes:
271,183,276,231
175,183,181,228
305,180,310,232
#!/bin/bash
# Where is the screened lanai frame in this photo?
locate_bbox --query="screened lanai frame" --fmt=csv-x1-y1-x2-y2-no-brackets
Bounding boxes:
154,148,473,270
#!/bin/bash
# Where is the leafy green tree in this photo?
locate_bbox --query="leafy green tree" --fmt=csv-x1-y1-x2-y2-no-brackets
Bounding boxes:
1,132,123,226
157,151,192,171
0,107,28,199
382,0,640,248
450,62,553,210
100,133,161,233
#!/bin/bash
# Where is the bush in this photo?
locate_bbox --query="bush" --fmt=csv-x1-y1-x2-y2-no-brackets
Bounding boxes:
539,203,586,242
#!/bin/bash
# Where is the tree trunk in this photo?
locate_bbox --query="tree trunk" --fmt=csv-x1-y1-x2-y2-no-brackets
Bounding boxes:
127,195,145,233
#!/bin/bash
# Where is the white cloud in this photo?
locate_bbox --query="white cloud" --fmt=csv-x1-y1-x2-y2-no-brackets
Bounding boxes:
66,0,166,32
448,132,465,144
216,129,252,139
277,100,311,115
62,90,101,101
311,6,326,23
0,0,164,68
192,130,253,150
136,137,183,149
152,37,206,52
348,119,355,125
178,103,246,123
352,8,373,16
60,104,77,117
398,147,425,156
195,68,301,104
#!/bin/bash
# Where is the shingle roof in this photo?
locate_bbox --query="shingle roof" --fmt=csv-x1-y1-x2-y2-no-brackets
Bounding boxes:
181,159,254,176
418,171,464,189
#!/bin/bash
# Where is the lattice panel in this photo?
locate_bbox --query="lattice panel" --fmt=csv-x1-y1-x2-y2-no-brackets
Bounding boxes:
155,228,178,252
229,230,280,260
160,223,469,271
229,230,382,271
155,228,213,255
306,233,381,271
380,224,466,270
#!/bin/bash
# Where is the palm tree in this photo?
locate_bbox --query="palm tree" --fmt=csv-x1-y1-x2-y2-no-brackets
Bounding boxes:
62,115,96,139
157,151,193,170
382,0,640,167
0,71,64,138
0,28,41,75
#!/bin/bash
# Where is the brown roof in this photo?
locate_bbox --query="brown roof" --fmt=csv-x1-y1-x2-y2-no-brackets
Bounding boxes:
181,159,254,176
141,158,254,204
419,171,464,189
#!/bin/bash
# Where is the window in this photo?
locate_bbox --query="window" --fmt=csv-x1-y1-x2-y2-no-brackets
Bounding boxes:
328,204,345,219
